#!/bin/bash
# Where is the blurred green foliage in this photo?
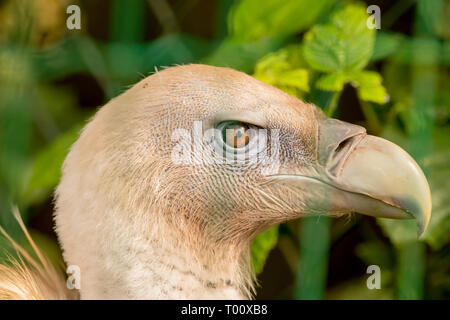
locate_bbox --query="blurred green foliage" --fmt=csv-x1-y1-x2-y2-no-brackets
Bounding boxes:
0,0,449,299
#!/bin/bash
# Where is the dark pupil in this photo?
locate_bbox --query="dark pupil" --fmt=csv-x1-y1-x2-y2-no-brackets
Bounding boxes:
221,122,249,148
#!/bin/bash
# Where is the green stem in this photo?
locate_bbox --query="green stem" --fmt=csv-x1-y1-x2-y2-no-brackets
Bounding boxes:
360,100,382,134
107,0,147,95
324,91,341,117
215,0,235,39
295,216,331,299
394,0,441,300
295,90,339,299
110,0,147,42
396,241,426,299
382,0,416,29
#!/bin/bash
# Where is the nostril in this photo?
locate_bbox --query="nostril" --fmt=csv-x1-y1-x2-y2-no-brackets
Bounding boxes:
334,136,354,156
328,134,364,177
317,117,367,166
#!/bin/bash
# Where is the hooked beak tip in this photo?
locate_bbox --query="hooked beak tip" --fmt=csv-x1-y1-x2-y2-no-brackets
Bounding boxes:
326,133,432,238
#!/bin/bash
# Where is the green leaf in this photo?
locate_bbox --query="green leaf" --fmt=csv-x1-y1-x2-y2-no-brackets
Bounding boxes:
22,124,83,206
314,70,388,104
255,67,309,93
251,226,279,274
253,45,310,95
228,0,335,42
350,70,389,104
276,69,309,91
254,50,292,75
303,4,375,73
316,72,347,91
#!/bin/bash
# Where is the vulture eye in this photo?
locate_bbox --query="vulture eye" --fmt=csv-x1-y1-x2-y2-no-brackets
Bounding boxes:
218,121,252,149
215,121,261,160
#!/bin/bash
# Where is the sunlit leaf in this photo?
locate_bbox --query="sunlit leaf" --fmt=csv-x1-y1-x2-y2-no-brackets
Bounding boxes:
253,45,310,95
350,70,389,104
315,69,388,104
303,4,375,73
276,69,309,91
316,72,347,91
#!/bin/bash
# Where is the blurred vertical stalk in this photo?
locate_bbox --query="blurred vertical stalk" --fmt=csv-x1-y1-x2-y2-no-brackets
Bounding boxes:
295,91,339,299
147,0,179,34
108,0,147,94
396,0,442,300
0,0,34,239
215,0,235,39
111,0,147,42
295,216,331,299
396,241,427,299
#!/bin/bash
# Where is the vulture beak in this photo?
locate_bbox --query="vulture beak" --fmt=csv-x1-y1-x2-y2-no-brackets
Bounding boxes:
271,117,432,237
317,117,432,237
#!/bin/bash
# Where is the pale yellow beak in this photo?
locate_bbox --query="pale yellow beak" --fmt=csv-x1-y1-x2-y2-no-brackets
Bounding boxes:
318,118,432,237
266,117,431,237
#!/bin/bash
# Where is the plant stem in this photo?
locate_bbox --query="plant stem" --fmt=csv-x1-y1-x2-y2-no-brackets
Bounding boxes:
295,90,339,299
215,0,235,39
394,0,441,300
360,100,382,134
396,241,426,299
295,216,331,299
107,0,147,95
110,0,147,43
324,91,341,117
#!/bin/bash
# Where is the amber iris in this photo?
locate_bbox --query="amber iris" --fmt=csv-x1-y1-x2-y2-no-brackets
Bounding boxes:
222,122,250,148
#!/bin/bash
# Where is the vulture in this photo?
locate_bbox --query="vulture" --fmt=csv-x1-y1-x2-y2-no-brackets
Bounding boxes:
0,64,431,300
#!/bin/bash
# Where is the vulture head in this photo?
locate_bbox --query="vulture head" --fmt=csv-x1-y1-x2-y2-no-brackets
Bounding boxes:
54,64,431,299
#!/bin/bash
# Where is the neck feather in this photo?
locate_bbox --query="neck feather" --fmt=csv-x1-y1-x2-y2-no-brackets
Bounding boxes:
62,207,255,299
